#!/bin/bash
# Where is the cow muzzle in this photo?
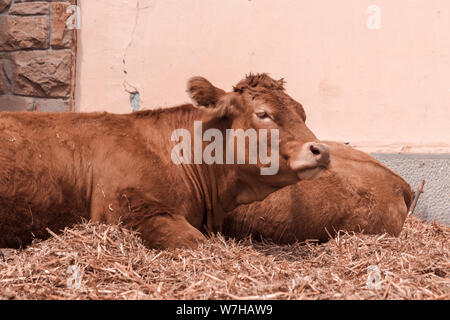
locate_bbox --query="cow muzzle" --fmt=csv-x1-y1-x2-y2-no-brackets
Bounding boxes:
289,142,330,180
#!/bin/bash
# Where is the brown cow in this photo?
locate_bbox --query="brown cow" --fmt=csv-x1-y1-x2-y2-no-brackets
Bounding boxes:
0,74,330,249
223,141,413,243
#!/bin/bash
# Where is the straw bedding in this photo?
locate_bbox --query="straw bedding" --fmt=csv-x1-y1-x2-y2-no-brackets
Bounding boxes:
0,215,448,300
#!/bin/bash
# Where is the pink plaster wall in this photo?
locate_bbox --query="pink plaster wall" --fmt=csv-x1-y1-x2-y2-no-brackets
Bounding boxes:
76,0,450,153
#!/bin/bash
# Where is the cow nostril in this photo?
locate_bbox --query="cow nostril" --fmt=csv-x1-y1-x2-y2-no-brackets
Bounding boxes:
291,142,330,173
310,145,321,156
309,143,330,167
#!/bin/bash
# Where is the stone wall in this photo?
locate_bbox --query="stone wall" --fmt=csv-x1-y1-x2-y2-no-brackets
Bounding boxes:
373,154,450,226
0,0,76,112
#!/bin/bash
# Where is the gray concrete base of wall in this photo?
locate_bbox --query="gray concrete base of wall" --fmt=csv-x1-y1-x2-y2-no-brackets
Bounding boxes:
372,153,450,226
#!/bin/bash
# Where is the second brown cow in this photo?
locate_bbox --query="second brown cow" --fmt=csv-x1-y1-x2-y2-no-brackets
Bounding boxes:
224,141,413,243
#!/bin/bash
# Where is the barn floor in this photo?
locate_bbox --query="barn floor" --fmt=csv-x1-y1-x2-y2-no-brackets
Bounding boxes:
0,215,449,300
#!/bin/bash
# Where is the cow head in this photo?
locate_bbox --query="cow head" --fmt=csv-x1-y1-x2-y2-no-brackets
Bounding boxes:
186,74,330,195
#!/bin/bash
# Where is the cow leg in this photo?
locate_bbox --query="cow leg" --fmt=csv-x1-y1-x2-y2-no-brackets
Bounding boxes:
124,212,206,250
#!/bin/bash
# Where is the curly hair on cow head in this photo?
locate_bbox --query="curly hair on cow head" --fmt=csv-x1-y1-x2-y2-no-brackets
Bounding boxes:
233,73,286,93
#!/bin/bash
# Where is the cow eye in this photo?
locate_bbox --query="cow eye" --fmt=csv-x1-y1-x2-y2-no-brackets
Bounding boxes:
255,111,271,120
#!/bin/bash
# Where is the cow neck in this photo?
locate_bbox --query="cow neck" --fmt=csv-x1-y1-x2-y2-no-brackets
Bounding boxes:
134,105,246,233
182,115,240,233
187,117,278,233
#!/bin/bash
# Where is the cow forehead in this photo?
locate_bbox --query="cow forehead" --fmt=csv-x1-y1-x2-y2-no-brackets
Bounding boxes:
228,73,307,120
243,89,305,115
234,73,285,91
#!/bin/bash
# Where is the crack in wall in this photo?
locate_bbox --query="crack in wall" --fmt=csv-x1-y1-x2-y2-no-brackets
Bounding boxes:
122,0,150,111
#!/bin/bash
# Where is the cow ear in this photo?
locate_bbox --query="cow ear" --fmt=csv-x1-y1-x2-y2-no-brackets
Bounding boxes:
187,77,226,108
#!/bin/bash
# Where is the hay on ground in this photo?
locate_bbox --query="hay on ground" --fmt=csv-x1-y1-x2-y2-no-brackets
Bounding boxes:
0,215,449,300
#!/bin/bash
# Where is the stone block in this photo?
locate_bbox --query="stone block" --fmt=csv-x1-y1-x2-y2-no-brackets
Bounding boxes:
12,50,72,98
35,98,70,112
0,15,48,51
9,2,49,15
0,0,11,13
51,2,75,48
0,60,12,94
0,95,34,112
